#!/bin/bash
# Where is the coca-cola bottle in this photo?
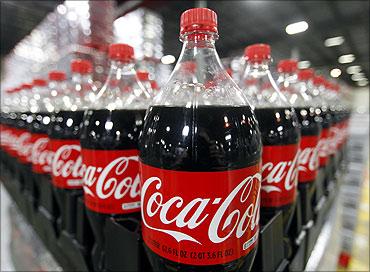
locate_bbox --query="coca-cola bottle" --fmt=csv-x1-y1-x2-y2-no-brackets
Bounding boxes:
240,47,300,235
80,43,150,271
16,83,36,196
296,69,332,172
323,81,348,164
150,80,159,93
47,68,88,238
310,76,339,170
139,8,262,271
137,70,155,96
29,78,54,214
331,83,351,162
5,87,25,180
0,87,21,181
277,61,322,192
70,59,98,108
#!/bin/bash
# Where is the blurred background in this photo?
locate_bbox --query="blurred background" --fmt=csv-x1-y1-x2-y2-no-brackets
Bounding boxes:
1,1,369,94
1,1,369,271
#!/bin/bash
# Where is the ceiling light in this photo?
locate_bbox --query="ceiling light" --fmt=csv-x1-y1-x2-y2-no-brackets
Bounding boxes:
161,55,176,65
338,54,355,64
324,36,345,47
330,68,342,78
57,4,67,15
285,21,309,35
297,60,311,69
351,73,365,81
346,65,361,74
357,79,368,87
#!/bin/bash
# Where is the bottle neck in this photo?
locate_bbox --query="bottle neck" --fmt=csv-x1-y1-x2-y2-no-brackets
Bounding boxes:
72,73,93,83
242,60,273,82
153,30,249,107
108,60,136,76
94,59,150,110
181,32,218,47
49,80,66,96
242,59,290,107
278,72,297,82
173,32,224,84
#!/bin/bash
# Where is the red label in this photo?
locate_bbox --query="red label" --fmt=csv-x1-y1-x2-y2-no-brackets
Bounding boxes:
17,129,33,164
49,139,84,189
0,125,13,153
5,127,20,157
298,135,320,183
81,149,140,214
31,133,54,174
140,163,261,266
260,144,299,207
318,128,330,167
0,124,6,149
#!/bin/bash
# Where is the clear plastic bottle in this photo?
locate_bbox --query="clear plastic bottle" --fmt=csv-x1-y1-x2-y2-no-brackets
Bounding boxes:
277,60,323,227
311,75,339,163
240,47,300,238
1,87,23,165
29,78,54,217
70,59,98,110
47,68,90,242
80,43,151,271
139,8,262,271
323,80,348,164
296,69,332,170
277,62,322,176
15,83,36,196
0,87,21,180
137,70,155,96
46,71,70,113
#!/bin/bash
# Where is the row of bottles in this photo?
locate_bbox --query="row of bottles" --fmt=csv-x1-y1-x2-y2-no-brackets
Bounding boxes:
0,7,350,271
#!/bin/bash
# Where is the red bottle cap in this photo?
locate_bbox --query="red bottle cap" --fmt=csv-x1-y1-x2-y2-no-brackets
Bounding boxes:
71,59,93,74
137,71,149,81
180,8,218,35
297,69,314,81
49,71,66,81
32,79,48,86
226,68,233,76
150,80,159,90
332,83,340,92
244,44,271,62
11,87,21,93
277,59,298,73
323,80,332,89
108,43,134,62
313,75,325,86
21,83,33,89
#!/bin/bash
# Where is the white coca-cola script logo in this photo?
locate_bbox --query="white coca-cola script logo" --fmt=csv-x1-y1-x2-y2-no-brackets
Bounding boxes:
17,132,33,158
261,152,299,193
298,145,319,172
31,137,54,172
141,173,261,245
52,145,85,179
83,156,140,200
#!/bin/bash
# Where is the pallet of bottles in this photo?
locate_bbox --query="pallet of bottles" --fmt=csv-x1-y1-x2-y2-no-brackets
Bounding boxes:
0,149,343,271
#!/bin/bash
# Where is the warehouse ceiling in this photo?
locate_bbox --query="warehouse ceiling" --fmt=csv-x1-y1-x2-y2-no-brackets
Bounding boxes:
1,0,369,87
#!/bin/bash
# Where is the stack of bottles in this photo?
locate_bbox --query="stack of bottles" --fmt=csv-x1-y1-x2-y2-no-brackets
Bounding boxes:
0,8,351,272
